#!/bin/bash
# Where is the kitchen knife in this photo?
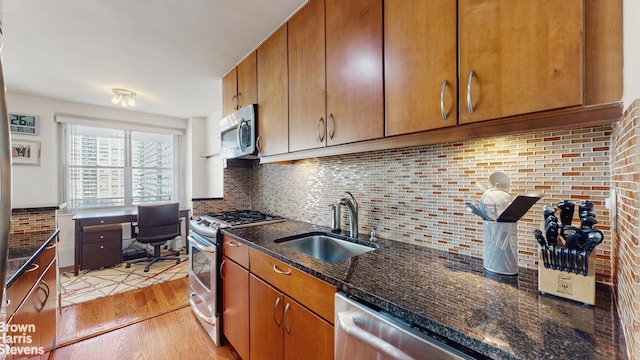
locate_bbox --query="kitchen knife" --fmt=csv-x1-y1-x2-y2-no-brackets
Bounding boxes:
579,210,596,219
560,225,580,241
545,222,559,246
582,228,604,253
533,229,550,268
580,216,598,229
579,200,594,214
557,200,574,226
543,204,556,219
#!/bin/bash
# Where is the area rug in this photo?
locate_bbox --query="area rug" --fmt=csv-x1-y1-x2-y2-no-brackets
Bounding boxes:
60,253,189,307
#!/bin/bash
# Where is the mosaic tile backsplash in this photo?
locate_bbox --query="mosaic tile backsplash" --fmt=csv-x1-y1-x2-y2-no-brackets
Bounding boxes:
9,209,57,250
249,125,613,284
611,99,639,359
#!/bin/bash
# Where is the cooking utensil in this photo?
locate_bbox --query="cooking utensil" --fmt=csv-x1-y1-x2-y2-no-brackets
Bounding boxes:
475,181,489,193
488,171,511,192
480,189,513,221
557,200,575,226
496,195,541,222
465,201,491,221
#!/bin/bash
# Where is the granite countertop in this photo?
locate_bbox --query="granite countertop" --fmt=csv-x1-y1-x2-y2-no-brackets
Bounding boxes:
222,219,627,360
5,230,60,287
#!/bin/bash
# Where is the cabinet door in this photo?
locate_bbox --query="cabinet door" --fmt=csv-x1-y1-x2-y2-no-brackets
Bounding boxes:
326,0,384,146
39,259,57,357
249,275,284,360
283,296,334,360
257,25,289,156
459,0,583,124
221,256,249,360
222,67,238,117
384,0,457,136
288,0,327,152
237,51,258,109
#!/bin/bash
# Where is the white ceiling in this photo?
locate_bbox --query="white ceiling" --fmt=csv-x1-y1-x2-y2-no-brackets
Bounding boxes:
1,0,306,119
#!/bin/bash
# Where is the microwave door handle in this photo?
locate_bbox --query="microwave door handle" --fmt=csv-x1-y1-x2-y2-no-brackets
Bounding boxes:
236,118,248,152
337,312,415,360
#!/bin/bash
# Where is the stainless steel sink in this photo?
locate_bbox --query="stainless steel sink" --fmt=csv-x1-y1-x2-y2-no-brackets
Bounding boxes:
275,232,378,263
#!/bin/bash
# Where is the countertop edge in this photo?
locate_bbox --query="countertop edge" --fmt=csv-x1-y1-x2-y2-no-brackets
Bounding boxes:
6,229,60,288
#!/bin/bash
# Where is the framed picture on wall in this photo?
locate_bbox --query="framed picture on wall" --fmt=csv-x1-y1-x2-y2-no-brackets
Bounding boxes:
11,139,40,165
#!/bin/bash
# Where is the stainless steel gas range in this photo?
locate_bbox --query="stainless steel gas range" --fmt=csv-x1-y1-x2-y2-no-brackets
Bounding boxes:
187,210,284,346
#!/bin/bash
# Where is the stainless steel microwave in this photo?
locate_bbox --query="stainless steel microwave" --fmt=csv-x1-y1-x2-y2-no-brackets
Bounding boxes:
220,104,257,159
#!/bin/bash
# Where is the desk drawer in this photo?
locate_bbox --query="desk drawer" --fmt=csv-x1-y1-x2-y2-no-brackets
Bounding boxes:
82,240,122,269
81,224,123,270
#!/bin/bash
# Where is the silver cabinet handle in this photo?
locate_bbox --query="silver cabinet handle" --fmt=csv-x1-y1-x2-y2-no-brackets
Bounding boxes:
232,95,238,111
327,113,335,140
273,297,282,327
440,80,448,120
45,243,57,250
227,241,240,247
219,259,226,280
466,70,475,115
25,263,39,273
282,303,291,334
189,292,217,325
272,264,291,275
36,280,50,312
337,312,414,360
316,117,325,143
256,135,263,153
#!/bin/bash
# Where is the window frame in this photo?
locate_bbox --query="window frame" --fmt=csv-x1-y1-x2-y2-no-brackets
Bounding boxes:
57,115,184,211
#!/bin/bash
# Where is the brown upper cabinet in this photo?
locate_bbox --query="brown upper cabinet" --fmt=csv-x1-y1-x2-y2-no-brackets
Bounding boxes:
222,52,258,117
458,0,583,124
384,0,458,136
325,0,384,146
257,25,289,157
288,0,327,152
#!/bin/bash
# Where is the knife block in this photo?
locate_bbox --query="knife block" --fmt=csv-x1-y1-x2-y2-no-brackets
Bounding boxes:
538,251,596,305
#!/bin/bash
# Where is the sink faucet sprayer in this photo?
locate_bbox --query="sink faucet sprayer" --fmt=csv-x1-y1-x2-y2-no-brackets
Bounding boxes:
339,192,358,239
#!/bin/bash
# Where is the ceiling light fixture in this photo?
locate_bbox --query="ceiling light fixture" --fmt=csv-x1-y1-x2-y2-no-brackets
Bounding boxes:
110,88,136,107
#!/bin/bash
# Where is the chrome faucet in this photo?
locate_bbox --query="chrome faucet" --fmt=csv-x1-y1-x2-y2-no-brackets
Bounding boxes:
339,192,358,239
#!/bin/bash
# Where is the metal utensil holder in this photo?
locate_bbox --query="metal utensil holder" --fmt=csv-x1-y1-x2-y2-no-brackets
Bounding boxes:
483,221,518,275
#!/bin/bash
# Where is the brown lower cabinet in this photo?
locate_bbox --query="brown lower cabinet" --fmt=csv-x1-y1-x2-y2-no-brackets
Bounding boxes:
221,255,250,360
249,275,334,360
7,258,57,360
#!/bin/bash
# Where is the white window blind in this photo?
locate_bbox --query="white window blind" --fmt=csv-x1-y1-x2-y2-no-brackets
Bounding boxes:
58,116,182,210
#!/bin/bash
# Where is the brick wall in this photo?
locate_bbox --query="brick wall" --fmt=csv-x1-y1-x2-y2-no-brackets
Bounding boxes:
9,209,57,250
611,99,639,359
192,167,251,215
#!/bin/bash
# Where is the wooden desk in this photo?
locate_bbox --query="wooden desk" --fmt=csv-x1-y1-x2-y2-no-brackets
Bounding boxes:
72,208,190,275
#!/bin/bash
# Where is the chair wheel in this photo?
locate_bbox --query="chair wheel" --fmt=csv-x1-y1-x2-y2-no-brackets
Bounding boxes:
176,259,181,264
144,268,150,272
126,263,131,268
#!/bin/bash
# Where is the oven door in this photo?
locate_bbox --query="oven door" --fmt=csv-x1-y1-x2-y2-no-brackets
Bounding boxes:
187,231,221,346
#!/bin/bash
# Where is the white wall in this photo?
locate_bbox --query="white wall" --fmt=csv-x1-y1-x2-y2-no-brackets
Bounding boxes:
7,93,189,207
623,0,640,105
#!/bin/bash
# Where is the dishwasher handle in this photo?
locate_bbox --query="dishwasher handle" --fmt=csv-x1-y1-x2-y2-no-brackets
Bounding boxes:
337,311,415,360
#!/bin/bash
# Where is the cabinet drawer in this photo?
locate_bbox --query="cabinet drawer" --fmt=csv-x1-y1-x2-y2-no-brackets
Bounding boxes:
6,238,57,318
82,238,122,270
82,224,122,242
222,235,249,269
249,248,336,324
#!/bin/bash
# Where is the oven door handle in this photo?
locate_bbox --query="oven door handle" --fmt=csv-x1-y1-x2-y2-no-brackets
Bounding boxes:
188,235,216,253
189,292,217,326
337,311,415,360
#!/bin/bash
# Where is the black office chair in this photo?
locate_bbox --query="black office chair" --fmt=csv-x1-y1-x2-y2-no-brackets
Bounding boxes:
126,203,181,272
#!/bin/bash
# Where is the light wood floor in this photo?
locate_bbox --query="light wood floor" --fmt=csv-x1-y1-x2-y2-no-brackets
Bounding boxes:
52,277,241,360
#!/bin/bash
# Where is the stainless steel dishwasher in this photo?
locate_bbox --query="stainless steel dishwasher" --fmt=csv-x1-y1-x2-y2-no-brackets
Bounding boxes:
335,292,482,360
